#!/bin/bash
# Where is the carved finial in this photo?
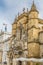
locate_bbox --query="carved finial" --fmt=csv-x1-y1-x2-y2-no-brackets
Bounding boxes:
33,0,34,4
23,8,25,13
32,0,35,10
29,0,39,13
30,0,38,12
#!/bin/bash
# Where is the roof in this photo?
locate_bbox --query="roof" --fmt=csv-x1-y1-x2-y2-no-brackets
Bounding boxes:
29,0,39,13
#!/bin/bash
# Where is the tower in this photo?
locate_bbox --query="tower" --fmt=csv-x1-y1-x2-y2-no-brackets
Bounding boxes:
28,0,40,58
29,0,39,19
27,1,40,65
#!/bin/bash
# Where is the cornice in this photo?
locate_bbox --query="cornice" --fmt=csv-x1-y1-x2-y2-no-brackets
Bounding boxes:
27,25,40,30
28,41,40,44
29,10,39,14
28,56,40,58
28,18,39,20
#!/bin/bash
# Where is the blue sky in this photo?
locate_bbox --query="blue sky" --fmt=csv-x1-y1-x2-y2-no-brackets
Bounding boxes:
0,0,43,32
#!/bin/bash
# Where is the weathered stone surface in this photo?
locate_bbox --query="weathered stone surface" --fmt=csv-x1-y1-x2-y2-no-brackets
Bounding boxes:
7,1,43,65
28,43,40,58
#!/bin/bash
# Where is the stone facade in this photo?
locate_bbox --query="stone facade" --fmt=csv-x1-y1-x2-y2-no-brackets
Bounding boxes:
5,1,43,65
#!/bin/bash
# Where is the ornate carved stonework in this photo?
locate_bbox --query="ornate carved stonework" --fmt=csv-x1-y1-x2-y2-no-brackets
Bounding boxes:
7,1,43,65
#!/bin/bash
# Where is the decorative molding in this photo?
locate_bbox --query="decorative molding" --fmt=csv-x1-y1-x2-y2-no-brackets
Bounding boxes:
27,25,40,30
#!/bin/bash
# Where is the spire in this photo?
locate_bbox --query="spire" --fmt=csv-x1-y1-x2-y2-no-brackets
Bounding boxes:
31,0,36,10
29,0,39,13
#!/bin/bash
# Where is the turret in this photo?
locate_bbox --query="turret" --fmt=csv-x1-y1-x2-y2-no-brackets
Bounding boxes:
29,1,39,19
27,0,40,59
